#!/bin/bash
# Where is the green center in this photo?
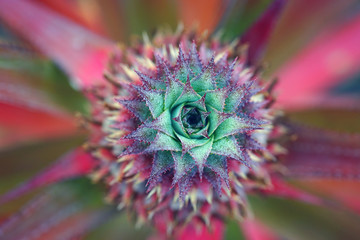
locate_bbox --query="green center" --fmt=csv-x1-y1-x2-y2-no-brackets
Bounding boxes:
171,103,210,139
183,108,203,128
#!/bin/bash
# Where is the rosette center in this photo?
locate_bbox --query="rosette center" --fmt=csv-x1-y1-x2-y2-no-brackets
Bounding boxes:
171,103,209,139
183,107,203,128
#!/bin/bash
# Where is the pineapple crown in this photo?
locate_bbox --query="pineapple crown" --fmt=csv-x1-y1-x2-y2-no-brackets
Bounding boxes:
87,31,280,232
115,41,269,200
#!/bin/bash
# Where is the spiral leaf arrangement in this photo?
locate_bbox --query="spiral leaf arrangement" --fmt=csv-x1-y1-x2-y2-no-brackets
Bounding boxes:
87,31,278,232
117,42,268,199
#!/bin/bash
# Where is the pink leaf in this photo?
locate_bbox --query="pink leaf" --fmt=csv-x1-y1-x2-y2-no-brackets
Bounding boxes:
275,13,360,110
0,148,96,205
259,176,324,206
0,0,114,89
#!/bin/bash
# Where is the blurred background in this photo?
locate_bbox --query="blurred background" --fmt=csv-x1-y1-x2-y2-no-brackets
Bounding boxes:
0,0,360,239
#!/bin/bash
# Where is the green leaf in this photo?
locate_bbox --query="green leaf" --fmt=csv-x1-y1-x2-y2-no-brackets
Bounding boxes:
124,125,157,142
212,136,243,161
191,57,217,92
165,78,184,109
225,219,245,240
171,103,189,137
173,78,202,106
176,132,210,154
122,0,178,37
147,109,174,137
189,137,214,177
204,87,228,111
0,58,88,113
146,132,181,152
224,84,247,113
191,122,210,139
171,152,196,184
207,107,230,136
135,86,164,118
186,94,207,112
214,115,263,140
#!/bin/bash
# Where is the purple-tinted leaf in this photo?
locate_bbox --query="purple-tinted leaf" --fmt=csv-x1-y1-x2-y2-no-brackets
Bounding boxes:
282,124,360,214
284,124,360,180
116,98,152,122
147,151,174,190
0,181,112,240
205,154,229,188
171,152,195,186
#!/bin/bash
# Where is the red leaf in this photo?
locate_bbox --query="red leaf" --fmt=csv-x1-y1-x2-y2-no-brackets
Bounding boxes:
0,0,114,89
176,218,225,240
0,102,76,148
241,0,286,65
0,148,96,205
275,13,360,110
0,72,77,148
241,219,278,240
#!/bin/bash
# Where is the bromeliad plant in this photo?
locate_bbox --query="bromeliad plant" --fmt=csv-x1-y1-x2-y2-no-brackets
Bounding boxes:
87,31,280,232
1,0,360,239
